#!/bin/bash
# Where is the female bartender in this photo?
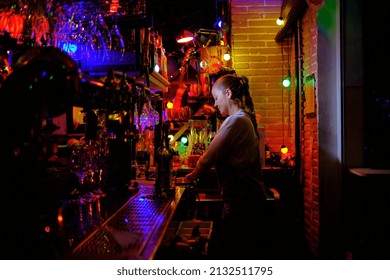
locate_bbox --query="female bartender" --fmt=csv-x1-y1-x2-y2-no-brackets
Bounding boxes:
186,74,270,260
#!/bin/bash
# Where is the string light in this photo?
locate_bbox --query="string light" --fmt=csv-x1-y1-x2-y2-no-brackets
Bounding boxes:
180,136,188,144
280,38,291,156
282,75,291,88
214,18,224,29
276,16,285,26
154,63,160,73
223,49,231,61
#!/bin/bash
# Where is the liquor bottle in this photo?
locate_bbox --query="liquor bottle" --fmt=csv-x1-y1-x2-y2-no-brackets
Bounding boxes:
155,123,173,195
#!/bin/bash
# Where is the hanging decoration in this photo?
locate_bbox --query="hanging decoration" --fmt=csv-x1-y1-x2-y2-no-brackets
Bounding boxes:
0,0,145,47
200,55,223,74
303,74,316,118
0,7,26,39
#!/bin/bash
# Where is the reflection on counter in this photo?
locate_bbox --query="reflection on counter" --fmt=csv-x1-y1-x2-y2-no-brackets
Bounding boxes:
72,183,185,260
56,190,130,258
1,178,186,260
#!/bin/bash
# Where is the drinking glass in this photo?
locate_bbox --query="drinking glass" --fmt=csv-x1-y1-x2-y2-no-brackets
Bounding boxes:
135,148,149,180
70,141,105,204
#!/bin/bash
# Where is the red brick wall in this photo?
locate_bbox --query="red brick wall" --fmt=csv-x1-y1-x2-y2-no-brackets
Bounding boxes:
231,0,320,257
230,0,295,155
300,6,320,258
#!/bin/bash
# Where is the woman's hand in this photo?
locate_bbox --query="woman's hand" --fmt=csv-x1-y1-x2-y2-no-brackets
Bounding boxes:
185,171,198,183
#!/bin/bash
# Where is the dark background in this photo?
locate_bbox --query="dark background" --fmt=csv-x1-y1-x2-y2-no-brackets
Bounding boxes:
147,0,217,53
361,1,390,168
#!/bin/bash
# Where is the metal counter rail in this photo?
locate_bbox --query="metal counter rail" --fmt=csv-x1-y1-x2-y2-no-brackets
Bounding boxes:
72,184,184,259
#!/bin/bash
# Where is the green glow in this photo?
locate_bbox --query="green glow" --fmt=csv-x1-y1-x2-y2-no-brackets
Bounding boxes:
282,76,291,88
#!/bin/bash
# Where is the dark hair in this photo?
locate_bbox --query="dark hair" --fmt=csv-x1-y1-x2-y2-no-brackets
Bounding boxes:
213,74,259,138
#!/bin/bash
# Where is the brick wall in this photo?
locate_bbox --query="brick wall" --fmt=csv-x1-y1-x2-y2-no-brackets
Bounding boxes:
231,0,321,257
300,6,320,258
230,0,295,155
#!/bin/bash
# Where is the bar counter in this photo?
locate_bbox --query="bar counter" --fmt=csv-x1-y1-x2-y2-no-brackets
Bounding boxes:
1,157,279,260
12,173,186,260
70,182,185,259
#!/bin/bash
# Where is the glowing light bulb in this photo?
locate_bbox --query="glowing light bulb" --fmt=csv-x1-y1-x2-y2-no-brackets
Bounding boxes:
176,30,194,43
180,136,188,144
276,17,285,26
223,52,231,61
281,145,288,154
282,76,291,88
167,101,173,109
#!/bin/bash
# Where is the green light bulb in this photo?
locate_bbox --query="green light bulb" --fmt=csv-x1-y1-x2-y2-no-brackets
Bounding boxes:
282,76,291,88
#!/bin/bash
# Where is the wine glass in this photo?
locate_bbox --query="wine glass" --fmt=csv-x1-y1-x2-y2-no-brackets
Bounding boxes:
70,141,105,204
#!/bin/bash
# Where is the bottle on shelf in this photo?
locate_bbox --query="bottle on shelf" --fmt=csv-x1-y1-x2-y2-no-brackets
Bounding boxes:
154,122,173,195
144,127,155,167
